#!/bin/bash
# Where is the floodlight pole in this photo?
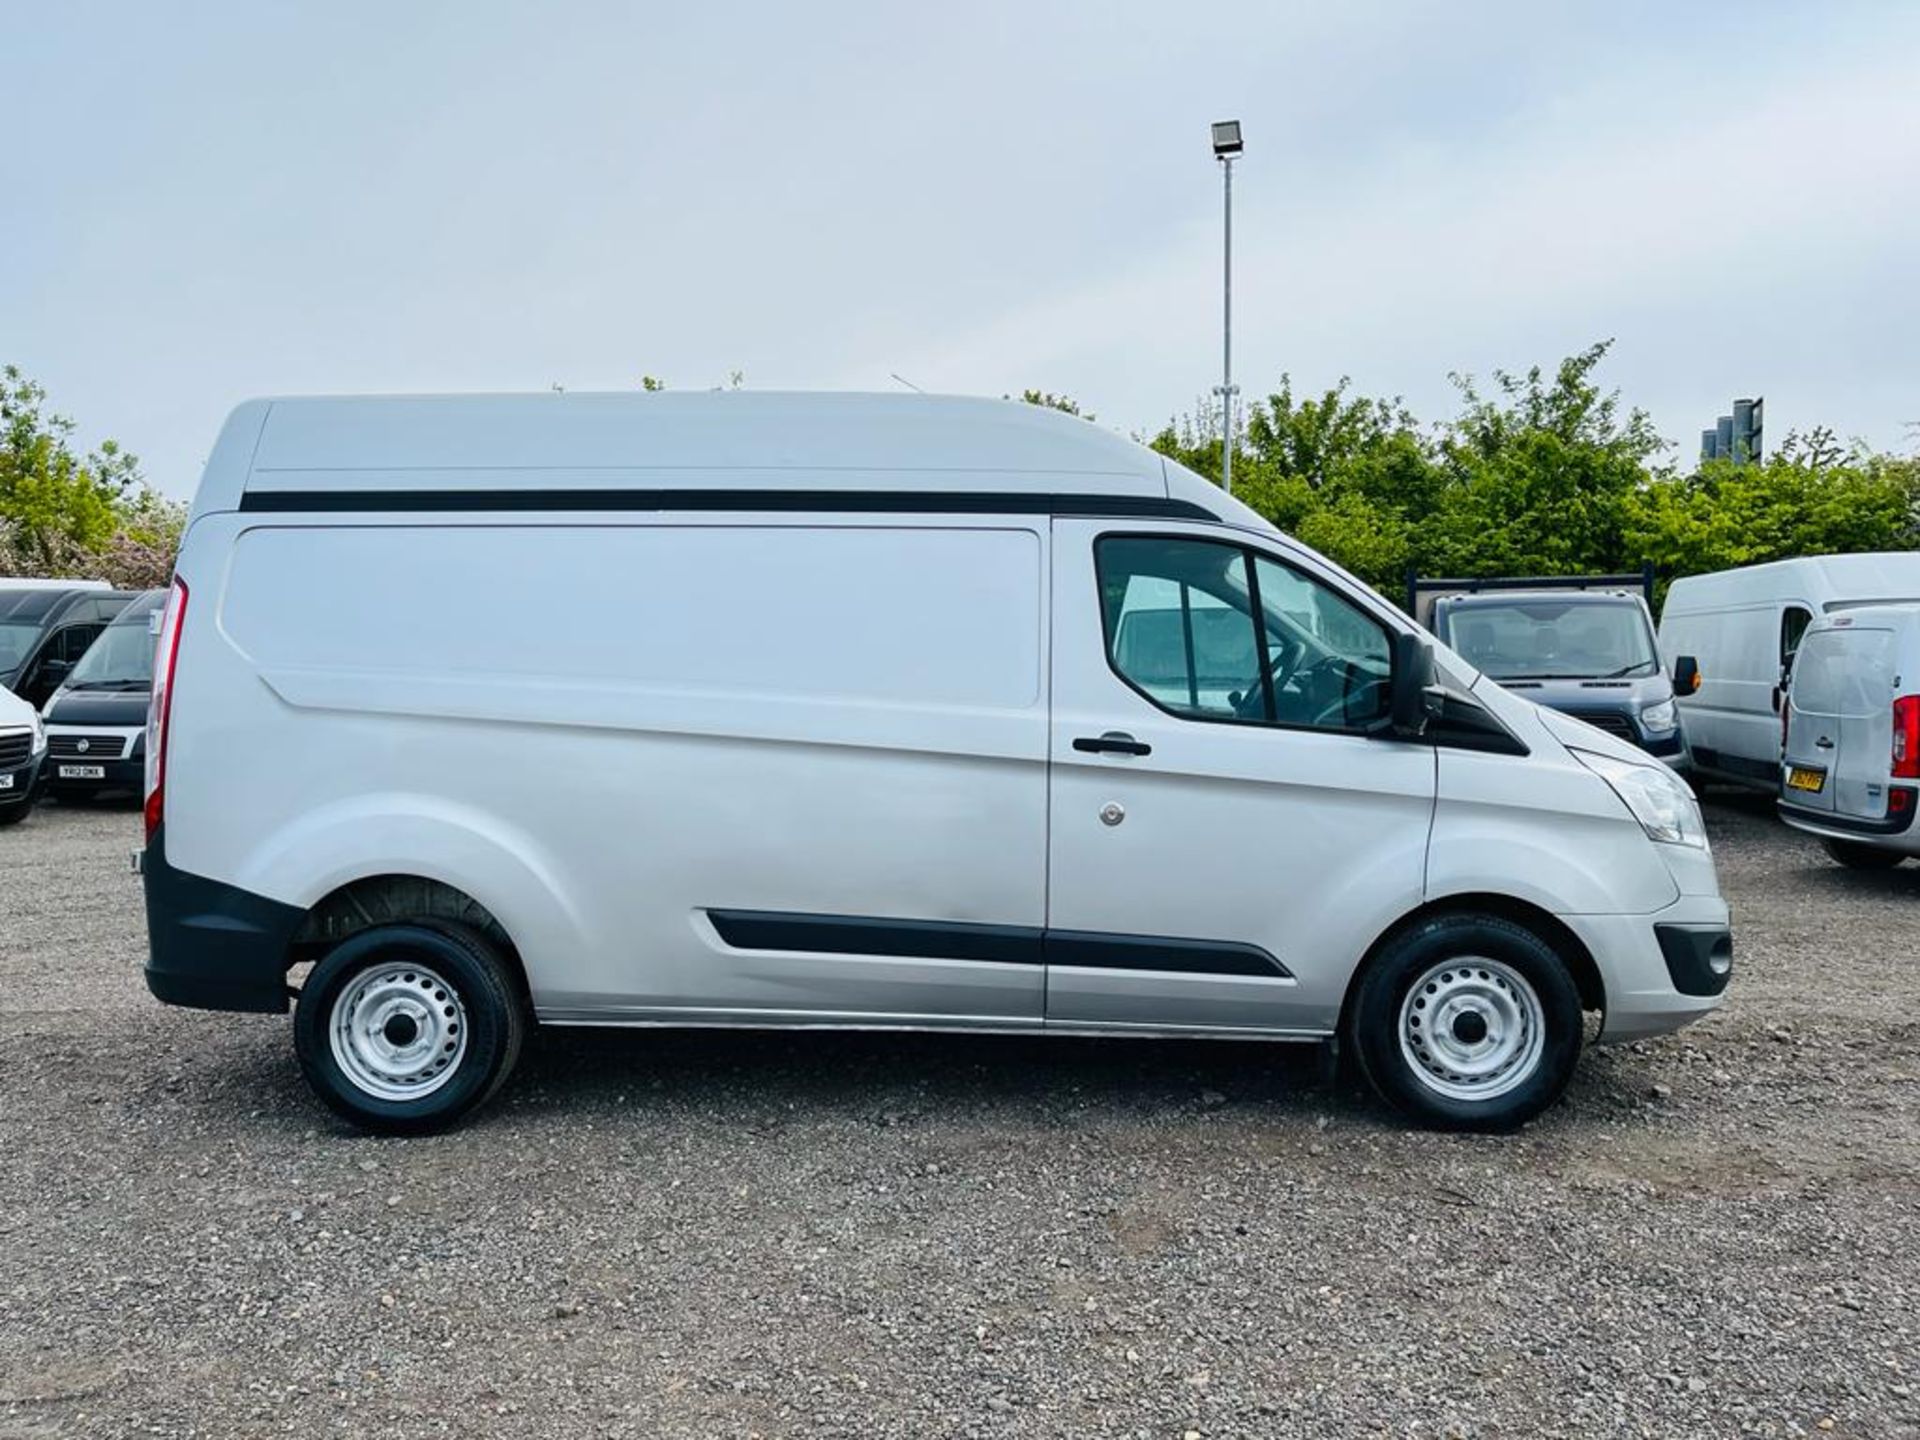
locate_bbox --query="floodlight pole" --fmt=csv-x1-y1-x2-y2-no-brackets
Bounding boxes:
1213,150,1239,496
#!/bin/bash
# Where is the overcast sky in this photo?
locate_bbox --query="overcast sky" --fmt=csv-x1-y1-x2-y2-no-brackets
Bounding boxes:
5,1,1918,496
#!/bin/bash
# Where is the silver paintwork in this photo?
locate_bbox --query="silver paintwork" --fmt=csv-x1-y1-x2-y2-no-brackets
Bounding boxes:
1398,957,1545,1102
330,961,470,1100
159,393,1732,1060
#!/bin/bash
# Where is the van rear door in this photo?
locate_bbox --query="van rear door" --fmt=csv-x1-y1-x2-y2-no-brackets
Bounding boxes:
1826,626,1898,823
1785,625,1894,813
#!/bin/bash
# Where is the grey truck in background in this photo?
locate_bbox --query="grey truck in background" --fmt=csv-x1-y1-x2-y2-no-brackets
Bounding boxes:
1409,568,1693,770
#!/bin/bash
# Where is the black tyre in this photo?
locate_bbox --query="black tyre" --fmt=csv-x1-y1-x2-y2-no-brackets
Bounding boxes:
0,798,33,827
1823,839,1904,871
294,920,526,1134
1346,913,1584,1132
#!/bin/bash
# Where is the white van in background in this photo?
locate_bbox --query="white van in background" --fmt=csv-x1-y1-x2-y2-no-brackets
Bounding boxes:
1780,606,1920,867
0,682,48,826
1658,554,1920,789
142,392,1731,1135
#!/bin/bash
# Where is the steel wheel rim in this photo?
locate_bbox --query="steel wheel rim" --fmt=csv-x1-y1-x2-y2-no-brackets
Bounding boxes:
329,959,469,1101
1398,956,1545,1102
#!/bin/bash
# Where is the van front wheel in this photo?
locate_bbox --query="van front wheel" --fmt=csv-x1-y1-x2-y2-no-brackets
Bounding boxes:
294,922,526,1134
1346,914,1583,1132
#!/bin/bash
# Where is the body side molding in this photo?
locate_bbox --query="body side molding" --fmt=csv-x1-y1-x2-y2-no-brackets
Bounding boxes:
706,908,1290,980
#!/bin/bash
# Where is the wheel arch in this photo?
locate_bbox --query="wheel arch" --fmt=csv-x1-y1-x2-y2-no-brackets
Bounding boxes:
1340,893,1606,1039
292,874,520,974
232,796,588,1004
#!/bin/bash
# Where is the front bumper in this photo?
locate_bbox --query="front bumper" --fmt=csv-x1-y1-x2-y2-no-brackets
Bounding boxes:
47,756,143,793
143,824,305,1013
0,753,46,808
1642,729,1689,767
1559,893,1733,1042
44,727,145,793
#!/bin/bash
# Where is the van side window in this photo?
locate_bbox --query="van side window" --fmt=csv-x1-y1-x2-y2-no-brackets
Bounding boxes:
1252,554,1392,728
1099,537,1268,722
1094,537,1393,732
1781,606,1812,666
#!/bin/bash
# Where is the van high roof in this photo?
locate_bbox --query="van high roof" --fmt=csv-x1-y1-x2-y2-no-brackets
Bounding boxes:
1664,552,1920,613
192,392,1254,527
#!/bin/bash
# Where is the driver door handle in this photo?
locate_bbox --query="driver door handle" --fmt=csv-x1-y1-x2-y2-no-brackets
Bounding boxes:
1073,731,1152,757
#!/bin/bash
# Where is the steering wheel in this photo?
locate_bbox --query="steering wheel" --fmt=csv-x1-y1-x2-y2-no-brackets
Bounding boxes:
1267,632,1306,695
1230,646,1325,721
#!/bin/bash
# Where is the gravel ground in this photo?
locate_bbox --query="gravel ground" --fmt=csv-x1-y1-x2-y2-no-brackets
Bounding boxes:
2,794,1918,1439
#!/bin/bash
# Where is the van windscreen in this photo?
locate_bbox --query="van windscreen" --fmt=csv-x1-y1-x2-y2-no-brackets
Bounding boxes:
1447,600,1658,681
0,622,40,675
65,616,160,689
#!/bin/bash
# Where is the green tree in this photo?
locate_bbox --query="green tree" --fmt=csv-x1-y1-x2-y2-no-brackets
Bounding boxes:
0,364,184,585
1014,389,1093,421
1148,378,1439,589
1423,341,1666,578
1625,433,1920,589
0,365,137,568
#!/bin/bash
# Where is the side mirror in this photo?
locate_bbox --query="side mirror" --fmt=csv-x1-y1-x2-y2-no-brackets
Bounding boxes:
1673,655,1701,695
1387,632,1443,737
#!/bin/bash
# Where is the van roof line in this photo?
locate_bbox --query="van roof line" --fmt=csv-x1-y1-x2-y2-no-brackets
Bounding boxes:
190,392,1278,535
237,392,1163,490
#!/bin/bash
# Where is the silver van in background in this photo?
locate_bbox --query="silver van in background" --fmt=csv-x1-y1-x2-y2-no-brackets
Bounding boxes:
1780,605,1920,868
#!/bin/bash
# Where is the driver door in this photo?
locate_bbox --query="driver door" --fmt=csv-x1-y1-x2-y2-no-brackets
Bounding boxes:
1045,521,1436,1035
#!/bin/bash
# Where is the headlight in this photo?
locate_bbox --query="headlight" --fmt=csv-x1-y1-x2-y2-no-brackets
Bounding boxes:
1640,699,1678,733
29,714,46,755
1573,747,1707,848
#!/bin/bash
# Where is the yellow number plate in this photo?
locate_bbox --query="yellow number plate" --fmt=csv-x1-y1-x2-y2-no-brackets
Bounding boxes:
1786,766,1826,793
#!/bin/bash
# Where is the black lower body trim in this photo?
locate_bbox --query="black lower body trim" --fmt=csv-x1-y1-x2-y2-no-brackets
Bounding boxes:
1779,794,1918,837
707,909,1290,979
144,824,306,1013
1654,923,1733,998
1694,745,1778,785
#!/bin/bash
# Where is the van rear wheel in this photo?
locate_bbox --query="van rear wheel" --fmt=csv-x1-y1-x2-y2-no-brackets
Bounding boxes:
1346,913,1583,1132
1822,839,1904,870
294,921,526,1134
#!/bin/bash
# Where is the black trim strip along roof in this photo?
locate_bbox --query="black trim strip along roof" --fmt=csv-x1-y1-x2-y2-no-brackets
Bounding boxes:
237,488,1217,520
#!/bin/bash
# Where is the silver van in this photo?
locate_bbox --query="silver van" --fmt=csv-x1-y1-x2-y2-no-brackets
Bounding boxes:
1780,605,1920,867
142,392,1732,1135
